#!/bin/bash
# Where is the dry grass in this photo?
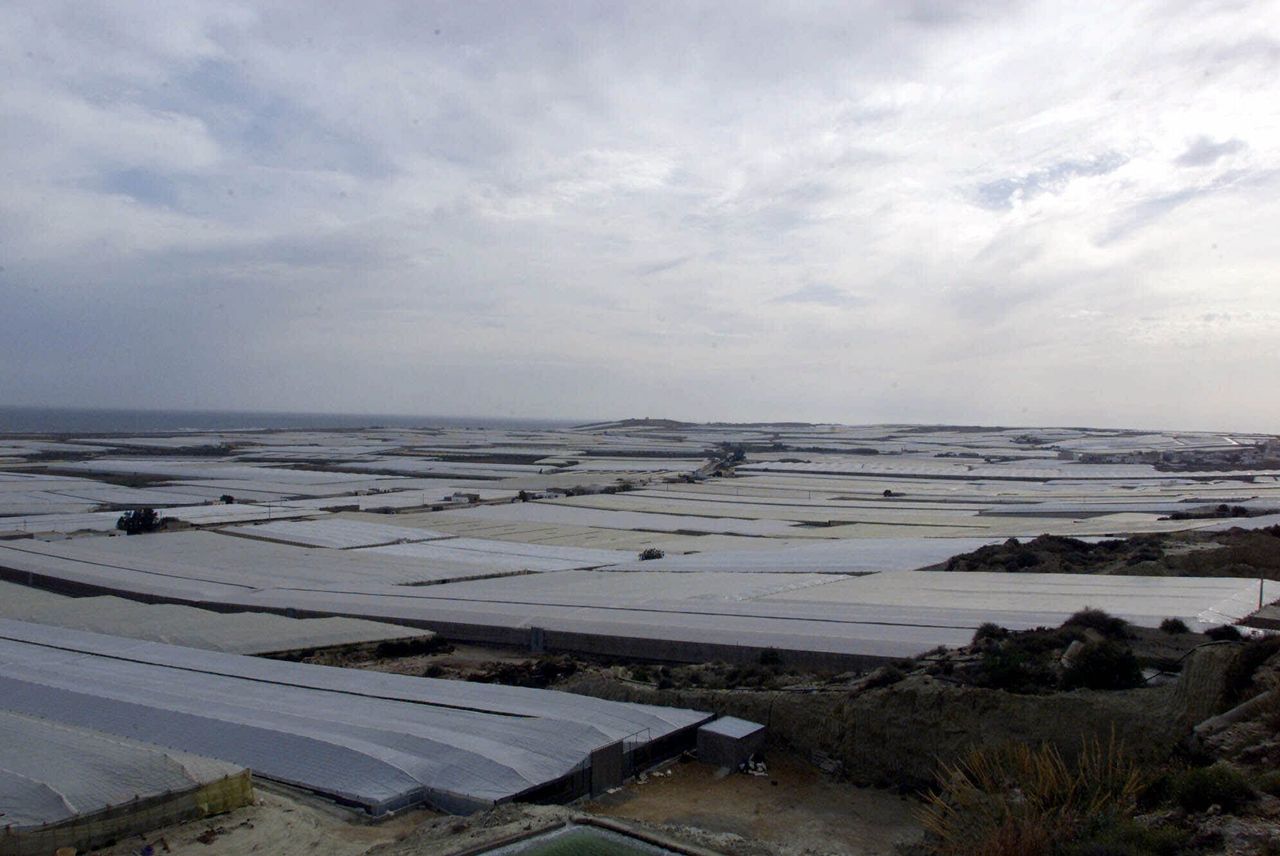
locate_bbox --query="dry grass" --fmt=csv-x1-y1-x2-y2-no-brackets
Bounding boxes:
918,735,1146,856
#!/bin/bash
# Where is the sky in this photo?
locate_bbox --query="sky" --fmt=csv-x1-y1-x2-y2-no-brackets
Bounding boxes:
1,1,1278,431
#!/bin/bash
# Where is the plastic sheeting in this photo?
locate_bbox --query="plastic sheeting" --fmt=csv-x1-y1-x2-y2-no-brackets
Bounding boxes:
0,503,319,535
2,533,1271,661
0,709,244,829
0,620,709,814
0,531,517,590
0,581,425,654
224,518,452,549
601,536,1003,573
364,538,631,571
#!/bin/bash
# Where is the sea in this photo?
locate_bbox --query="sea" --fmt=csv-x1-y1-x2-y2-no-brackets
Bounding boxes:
0,406,578,435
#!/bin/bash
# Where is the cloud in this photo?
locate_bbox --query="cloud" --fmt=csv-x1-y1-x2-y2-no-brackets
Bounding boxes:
0,0,1278,431
771,283,867,308
974,153,1128,210
1098,168,1280,245
633,255,695,277
1175,136,1246,167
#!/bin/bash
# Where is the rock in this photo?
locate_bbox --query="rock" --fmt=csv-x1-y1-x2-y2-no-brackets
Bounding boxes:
1061,640,1085,668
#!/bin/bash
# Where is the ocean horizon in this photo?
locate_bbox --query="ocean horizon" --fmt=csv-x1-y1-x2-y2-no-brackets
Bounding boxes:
0,406,580,435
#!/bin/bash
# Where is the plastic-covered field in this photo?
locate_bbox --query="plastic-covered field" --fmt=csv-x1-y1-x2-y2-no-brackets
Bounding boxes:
0,581,424,654
0,620,709,815
0,530,520,590
428,502,803,537
761,571,1278,631
342,459,550,478
364,537,632,571
51,459,379,484
599,536,1003,573
224,517,452,549
1,532,1271,661
0,503,320,535
0,709,247,830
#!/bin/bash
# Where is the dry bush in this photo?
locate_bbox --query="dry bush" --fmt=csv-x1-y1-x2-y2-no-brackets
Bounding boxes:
918,735,1146,856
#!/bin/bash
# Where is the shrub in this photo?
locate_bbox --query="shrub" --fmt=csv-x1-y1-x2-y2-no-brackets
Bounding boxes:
969,629,1080,693
1254,770,1280,798
1166,763,1254,813
1064,608,1131,640
724,664,773,689
918,737,1145,856
1205,624,1243,641
1061,816,1189,856
116,507,160,535
976,647,1056,693
972,623,1010,645
1004,550,1041,570
758,647,782,666
1061,641,1144,691
1012,627,1083,654
863,665,905,689
1159,617,1190,634
637,547,665,561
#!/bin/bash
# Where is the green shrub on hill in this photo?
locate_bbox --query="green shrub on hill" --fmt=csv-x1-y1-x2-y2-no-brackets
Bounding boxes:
1062,641,1144,691
1064,608,1131,640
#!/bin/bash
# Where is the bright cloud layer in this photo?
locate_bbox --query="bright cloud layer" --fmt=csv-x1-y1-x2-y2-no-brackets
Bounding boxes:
2,1,1278,430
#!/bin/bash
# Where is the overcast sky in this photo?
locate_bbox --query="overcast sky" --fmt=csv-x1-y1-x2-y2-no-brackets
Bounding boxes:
2,1,1278,430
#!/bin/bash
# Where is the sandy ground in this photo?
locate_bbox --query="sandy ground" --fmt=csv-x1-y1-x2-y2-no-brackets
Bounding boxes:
585,754,923,856
91,789,433,856
89,754,921,856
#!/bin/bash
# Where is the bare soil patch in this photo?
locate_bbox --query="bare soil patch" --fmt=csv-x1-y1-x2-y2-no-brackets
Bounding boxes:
586,753,921,856
91,789,433,856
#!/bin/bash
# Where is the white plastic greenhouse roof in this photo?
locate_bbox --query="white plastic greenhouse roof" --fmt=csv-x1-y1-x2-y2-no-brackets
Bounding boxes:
0,581,424,654
0,502,319,535
0,531,522,591
602,536,1003,573
0,620,710,814
1,533,1272,662
223,517,453,549
363,537,632,571
429,501,802,536
0,710,244,830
